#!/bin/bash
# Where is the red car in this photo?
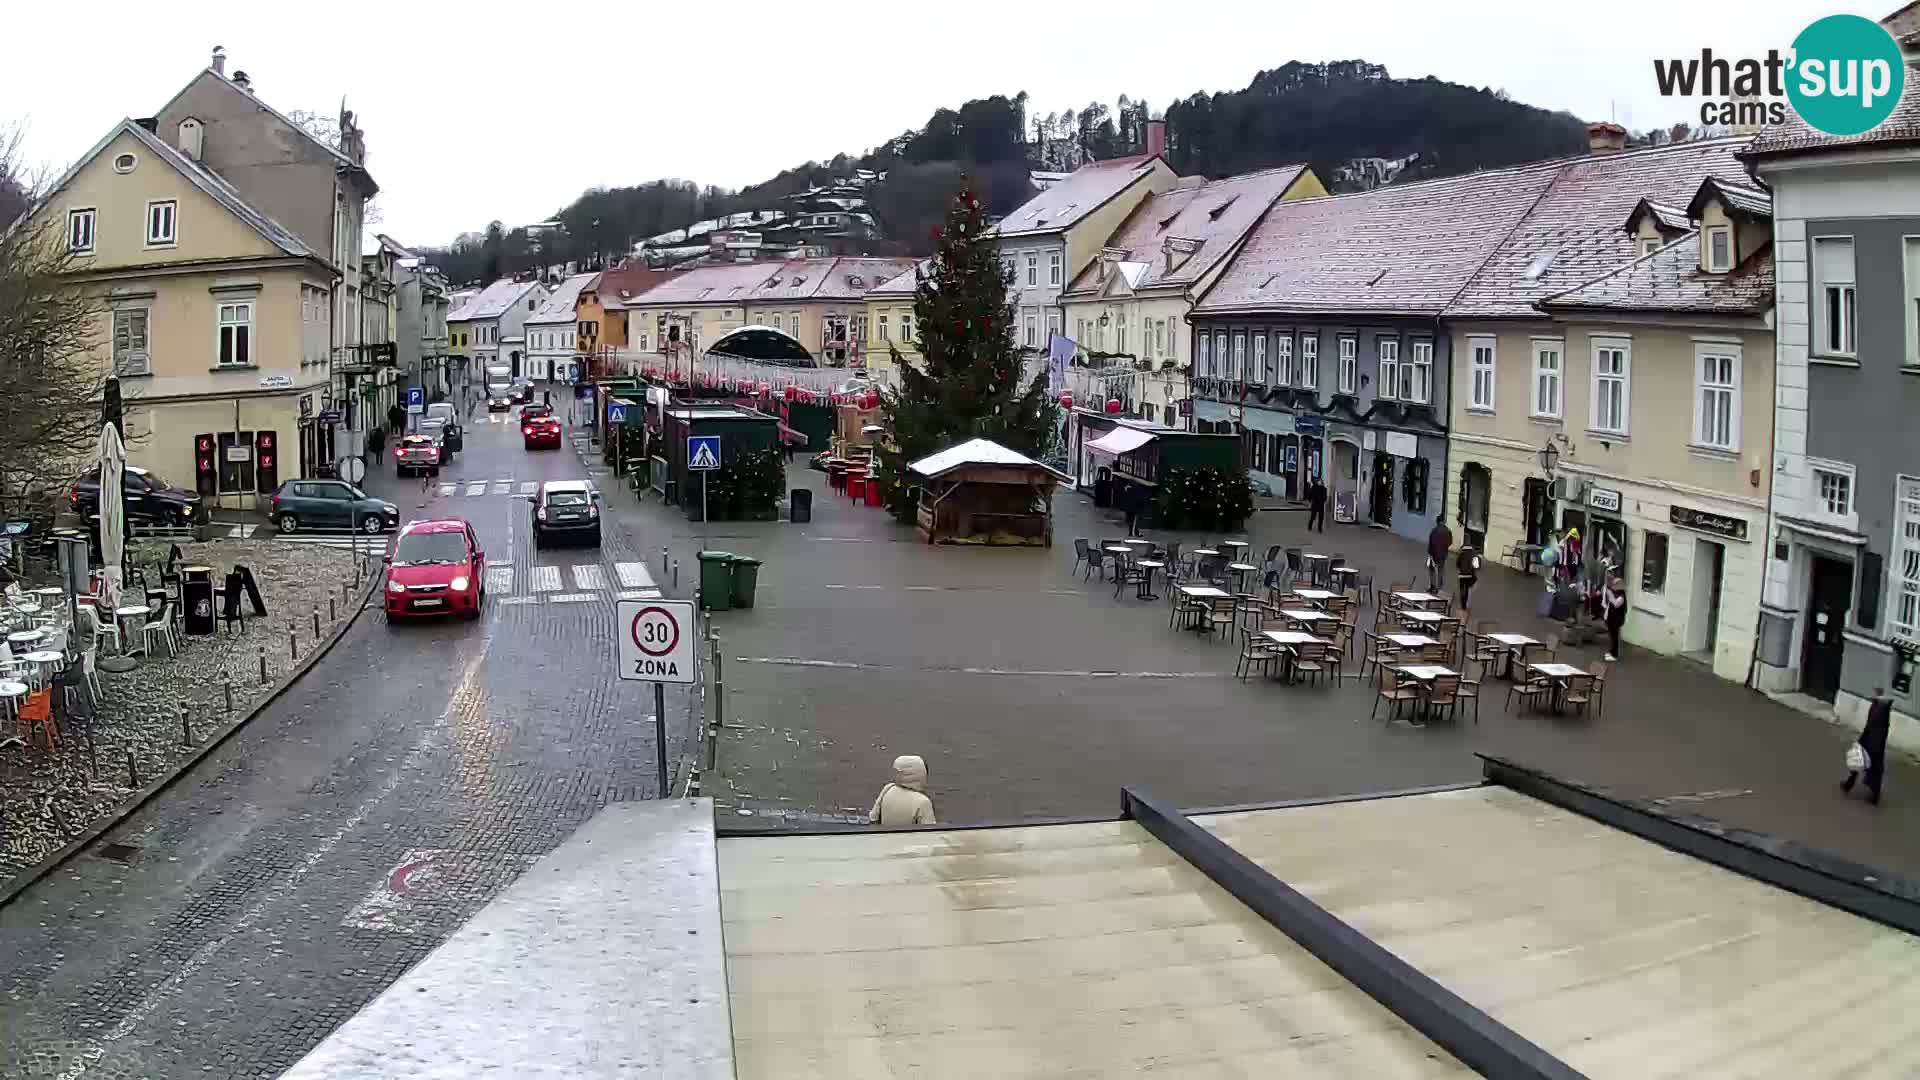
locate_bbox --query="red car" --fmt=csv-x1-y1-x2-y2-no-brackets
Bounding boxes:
522,414,562,450
383,518,486,622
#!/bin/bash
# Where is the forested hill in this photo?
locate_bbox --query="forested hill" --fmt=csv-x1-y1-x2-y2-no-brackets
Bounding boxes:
423,61,1590,282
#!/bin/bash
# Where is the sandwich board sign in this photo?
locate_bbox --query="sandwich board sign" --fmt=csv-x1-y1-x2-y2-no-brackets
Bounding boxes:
688,435,721,471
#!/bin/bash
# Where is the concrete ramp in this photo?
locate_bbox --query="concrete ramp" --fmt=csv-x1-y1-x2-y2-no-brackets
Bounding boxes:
282,799,733,1080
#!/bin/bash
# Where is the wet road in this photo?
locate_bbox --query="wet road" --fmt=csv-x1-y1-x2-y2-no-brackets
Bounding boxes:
0,402,693,1080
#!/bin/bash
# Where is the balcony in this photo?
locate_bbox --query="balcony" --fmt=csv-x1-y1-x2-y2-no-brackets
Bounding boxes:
333,342,397,374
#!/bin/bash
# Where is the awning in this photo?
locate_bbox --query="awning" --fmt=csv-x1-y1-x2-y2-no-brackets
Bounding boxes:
1086,427,1156,456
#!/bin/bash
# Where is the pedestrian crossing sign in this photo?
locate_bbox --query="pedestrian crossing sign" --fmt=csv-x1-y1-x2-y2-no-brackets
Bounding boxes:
688,435,722,471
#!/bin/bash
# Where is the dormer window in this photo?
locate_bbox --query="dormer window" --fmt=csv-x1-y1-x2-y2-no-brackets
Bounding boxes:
1640,237,1662,258
1706,225,1733,273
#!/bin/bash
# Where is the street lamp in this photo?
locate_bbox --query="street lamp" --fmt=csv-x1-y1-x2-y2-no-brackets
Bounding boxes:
1537,440,1559,478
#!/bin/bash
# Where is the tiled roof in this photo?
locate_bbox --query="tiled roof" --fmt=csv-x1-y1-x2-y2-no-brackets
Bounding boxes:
1689,176,1771,219
595,265,687,310
1627,199,1692,234
1195,161,1563,317
525,273,598,325
1537,233,1774,316
450,278,541,322
1744,67,1920,158
989,154,1163,238
1063,165,1309,297
866,261,925,298
750,257,918,302
1443,137,1753,318
622,262,783,307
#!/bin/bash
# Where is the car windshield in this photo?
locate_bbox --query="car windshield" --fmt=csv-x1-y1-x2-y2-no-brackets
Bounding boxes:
547,491,590,507
393,531,469,566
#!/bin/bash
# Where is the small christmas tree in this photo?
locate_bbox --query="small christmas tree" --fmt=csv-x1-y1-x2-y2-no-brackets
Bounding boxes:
878,185,1057,521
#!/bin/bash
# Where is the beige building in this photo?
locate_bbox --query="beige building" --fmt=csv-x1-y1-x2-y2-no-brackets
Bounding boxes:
26,118,334,508
1058,165,1324,423
1449,173,1775,681
622,257,914,372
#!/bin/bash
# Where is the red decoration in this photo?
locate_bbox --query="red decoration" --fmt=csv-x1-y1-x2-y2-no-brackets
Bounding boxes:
861,391,880,410
784,385,797,402
1105,398,1123,415
931,225,942,239
1059,392,1074,409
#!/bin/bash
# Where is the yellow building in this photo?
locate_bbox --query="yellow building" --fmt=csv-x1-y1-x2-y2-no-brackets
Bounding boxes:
862,263,921,387
26,118,333,509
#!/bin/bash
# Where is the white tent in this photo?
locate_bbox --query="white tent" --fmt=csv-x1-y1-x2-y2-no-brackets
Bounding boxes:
95,423,125,610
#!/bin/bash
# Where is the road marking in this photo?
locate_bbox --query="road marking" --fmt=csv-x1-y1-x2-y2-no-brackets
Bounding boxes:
486,559,511,568
516,481,537,495
735,657,1216,678
484,567,512,592
1652,789,1754,806
549,592,596,603
822,584,884,590
529,565,561,592
438,483,457,496
617,589,663,600
571,564,606,590
465,482,487,497
497,596,538,606
614,561,655,589
491,480,513,496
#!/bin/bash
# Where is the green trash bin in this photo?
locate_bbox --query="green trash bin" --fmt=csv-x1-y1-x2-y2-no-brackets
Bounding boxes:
697,551,736,611
731,556,763,609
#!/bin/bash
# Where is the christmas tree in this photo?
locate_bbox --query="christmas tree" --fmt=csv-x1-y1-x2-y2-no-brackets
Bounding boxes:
878,184,1057,521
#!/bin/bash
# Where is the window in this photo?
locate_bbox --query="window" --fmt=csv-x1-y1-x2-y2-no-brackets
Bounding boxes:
1811,461,1856,527
877,315,889,340
1706,226,1732,272
67,208,95,253
1198,332,1212,376
1694,345,1741,451
1214,332,1228,379
1532,340,1563,418
113,152,137,174
1155,320,1167,358
1300,335,1318,388
1376,339,1399,400
1641,531,1669,594
216,431,255,494
145,200,177,246
901,314,913,342
1337,336,1357,393
1001,258,1014,283
113,308,150,376
1252,334,1268,383
1048,252,1061,286
1407,340,1432,403
217,301,253,367
1046,310,1060,341
1894,477,1920,640
1590,340,1629,434
1026,253,1037,286
1813,236,1856,357
1231,332,1246,380
1274,334,1293,385
1117,320,1127,355
1025,314,1036,347
1468,336,1496,411
1639,236,1662,258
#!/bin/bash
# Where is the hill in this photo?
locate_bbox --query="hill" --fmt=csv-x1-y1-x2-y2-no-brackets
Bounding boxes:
420,60,1590,285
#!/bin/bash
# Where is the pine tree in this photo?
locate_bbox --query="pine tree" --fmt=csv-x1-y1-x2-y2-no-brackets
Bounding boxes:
878,184,1056,522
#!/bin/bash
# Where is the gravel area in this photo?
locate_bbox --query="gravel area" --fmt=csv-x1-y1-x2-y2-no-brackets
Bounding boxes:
0,538,372,885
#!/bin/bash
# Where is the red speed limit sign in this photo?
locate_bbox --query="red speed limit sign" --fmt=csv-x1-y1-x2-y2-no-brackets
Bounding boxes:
616,599,696,684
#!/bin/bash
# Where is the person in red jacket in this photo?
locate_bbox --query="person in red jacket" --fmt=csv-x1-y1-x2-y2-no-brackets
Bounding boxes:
1426,521,1453,592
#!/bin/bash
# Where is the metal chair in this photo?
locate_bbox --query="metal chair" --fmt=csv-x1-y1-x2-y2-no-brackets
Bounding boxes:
1235,625,1281,681
1072,538,1094,579
1370,667,1421,722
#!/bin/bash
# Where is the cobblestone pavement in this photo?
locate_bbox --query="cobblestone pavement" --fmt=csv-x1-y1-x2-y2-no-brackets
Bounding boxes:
0,540,364,883
604,467,1920,879
0,415,693,1079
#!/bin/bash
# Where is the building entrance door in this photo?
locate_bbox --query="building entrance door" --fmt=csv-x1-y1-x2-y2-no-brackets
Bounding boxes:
1370,454,1394,528
1802,555,1853,702
1688,539,1725,656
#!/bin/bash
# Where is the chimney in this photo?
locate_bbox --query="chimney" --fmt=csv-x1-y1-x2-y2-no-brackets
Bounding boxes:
232,70,252,93
211,46,226,76
1587,121,1627,155
1145,118,1167,159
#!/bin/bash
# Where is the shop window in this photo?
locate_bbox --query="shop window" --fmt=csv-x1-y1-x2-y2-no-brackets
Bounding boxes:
216,431,255,494
1641,531,1669,594
1402,456,1428,513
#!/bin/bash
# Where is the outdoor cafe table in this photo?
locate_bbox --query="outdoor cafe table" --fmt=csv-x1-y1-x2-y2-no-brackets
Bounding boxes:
1486,632,1540,678
1132,559,1165,601
1300,553,1331,583
114,604,152,657
1124,538,1154,549
1391,590,1444,609
1384,633,1438,649
30,587,64,605
7,628,45,649
1226,562,1260,591
1292,588,1337,606
1173,584,1229,632
0,679,27,748
1399,609,1448,627
1527,662,1588,713
22,650,62,689
1395,664,1460,721
1278,609,1334,631
1330,565,1360,589
1261,630,1328,683
1220,540,1250,558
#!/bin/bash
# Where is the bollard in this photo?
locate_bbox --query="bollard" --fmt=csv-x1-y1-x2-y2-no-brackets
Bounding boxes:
673,559,680,590
661,545,669,571
87,730,98,777
49,799,73,839
258,646,268,684
329,597,337,622
223,676,234,714
289,623,298,662
127,751,139,787
313,606,322,640
180,705,193,747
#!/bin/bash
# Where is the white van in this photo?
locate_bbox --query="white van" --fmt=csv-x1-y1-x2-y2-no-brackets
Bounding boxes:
484,365,514,412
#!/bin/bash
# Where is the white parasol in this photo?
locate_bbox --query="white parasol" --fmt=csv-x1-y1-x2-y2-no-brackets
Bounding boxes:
95,422,126,610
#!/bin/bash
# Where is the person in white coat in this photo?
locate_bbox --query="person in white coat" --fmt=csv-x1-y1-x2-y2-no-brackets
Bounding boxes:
869,755,936,826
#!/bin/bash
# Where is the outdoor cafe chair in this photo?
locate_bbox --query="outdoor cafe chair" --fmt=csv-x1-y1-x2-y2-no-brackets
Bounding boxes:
1370,666,1421,722
142,602,178,659
1585,660,1611,715
1562,673,1597,718
1455,672,1483,723
1505,667,1554,714
1072,538,1094,579
1284,547,1304,581
1359,630,1391,678
1162,541,1184,578
1423,676,1463,724
1235,625,1281,681
1290,640,1332,687
1205,596,1239,642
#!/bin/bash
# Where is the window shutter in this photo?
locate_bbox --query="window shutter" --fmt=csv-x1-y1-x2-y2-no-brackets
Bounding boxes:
1859,549,1883,630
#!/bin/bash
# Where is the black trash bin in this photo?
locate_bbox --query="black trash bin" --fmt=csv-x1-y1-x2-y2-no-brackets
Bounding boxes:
790,487,812,523
182,566,216,635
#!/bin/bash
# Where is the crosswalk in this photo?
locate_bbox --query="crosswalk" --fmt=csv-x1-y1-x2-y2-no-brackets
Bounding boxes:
433,479,550,498
482,561,663,606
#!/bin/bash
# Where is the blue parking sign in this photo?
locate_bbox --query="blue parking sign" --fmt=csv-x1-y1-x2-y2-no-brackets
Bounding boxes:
405,386,424,414
688,435,722,471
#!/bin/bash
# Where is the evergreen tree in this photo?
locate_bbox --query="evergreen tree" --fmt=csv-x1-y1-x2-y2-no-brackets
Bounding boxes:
878,185,1056,522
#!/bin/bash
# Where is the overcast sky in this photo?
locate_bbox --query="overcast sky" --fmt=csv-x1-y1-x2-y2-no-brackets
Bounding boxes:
5,0,1832,247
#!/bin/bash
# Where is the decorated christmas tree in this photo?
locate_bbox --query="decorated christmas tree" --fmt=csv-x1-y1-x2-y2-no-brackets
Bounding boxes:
878,185,1057,522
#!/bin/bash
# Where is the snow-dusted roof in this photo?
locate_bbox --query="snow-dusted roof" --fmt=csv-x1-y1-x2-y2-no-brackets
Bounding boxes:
908,438,1071,481
450,278,543,322
990,155,1164,239
526,273,597,325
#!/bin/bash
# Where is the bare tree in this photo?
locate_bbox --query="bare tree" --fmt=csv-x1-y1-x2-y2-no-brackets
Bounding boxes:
0,127,116,521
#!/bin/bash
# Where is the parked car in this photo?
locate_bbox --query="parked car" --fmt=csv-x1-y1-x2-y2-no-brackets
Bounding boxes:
395,434,442,476
269,479,399,535
423,402,463,454
530,479,600,548
69,465,208,528
382,518,486,622
522,413,562,450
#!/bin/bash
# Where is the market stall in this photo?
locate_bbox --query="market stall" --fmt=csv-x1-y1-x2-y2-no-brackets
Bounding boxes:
906,438,1071,547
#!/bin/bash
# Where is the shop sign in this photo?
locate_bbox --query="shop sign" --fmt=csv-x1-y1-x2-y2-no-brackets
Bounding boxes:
1587,486,1623,514
258,374,294,390
1382,431,1418,459
1292,414,1325,435
1670,504,1749,542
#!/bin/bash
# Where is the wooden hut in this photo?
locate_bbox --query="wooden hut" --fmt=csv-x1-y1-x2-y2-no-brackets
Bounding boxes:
907,439,1072,547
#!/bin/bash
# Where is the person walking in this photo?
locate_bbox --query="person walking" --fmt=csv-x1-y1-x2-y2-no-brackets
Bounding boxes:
1455,544,1481,613
1122,483,1144,538
1426,520,1453,593
1306,476,1328,533
1843,688,1893,806
869,755,937,826
1602,575,1627,662
366,426,385,466
1563,528,1583,586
